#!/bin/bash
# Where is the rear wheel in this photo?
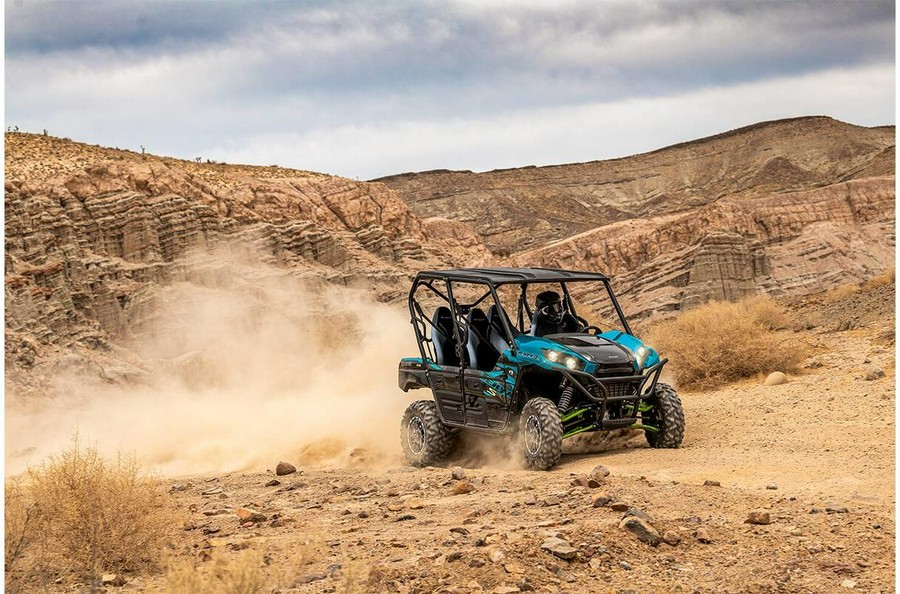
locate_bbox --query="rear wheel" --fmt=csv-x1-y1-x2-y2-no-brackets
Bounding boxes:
643,383,685,448
518,397,563,470
401,400,454,466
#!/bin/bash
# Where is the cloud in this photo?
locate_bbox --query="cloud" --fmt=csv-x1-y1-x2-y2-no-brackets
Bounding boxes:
4,0,895,176
204,64,895,179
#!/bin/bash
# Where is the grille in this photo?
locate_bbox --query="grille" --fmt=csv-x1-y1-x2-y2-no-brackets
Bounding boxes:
599,381,637,399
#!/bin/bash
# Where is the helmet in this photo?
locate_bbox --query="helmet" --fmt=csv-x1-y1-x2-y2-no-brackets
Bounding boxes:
535,290,563,322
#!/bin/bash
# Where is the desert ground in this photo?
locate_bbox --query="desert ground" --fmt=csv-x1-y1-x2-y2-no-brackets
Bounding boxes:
9,286,890,594
4,124,895,594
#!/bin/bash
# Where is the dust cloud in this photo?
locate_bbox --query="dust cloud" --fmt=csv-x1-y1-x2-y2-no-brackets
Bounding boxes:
5,249,422,477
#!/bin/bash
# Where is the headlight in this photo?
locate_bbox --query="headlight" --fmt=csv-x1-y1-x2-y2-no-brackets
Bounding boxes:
541,349,585,371
635,346,648,368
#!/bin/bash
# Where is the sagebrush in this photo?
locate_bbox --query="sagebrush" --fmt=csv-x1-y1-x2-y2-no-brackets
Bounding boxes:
164,551,265,594
648,296,805,390
18,439,177,579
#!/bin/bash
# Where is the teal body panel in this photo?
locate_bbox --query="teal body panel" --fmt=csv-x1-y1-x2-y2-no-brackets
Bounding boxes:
400,329,657,399
597,330,660,370
506,331,657,373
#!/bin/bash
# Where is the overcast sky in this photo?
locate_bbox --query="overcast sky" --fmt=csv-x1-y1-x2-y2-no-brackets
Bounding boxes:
5,0,895,179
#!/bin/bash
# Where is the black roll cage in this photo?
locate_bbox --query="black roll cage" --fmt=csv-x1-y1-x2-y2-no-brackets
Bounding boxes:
407,268,634,366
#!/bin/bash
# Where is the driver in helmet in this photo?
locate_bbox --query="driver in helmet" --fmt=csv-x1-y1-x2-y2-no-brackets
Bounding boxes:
532,290,565,336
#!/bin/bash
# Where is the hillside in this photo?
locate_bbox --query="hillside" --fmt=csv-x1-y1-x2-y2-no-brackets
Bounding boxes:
4,117,895,391
4,133,489,392
378,117,895,316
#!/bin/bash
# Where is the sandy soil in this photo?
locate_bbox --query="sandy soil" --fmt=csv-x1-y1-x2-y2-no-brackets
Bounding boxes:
8,301,894,594
129,325,893,594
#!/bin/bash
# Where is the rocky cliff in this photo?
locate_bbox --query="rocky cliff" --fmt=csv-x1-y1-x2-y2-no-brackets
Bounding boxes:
5,116,895,387
378,117,895,317
4,133,490,385
377,117,894,252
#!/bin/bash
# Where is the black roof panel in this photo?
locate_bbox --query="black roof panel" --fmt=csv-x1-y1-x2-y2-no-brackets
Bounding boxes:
414,267,608,285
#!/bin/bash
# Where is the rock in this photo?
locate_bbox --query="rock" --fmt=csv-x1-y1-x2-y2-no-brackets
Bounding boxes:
523,493,537,505
469,558,486,568
451,467,467,480
406,497,425,510
201,486,223,496
863,365,885,381
609,501,630,512
703,480,721,487
826,505,849,514
571,474,603,488
841,579,857,589
625,508,654,523
591,492,612,508
264,479,281,487
449,527,469,535
294,573,327,585
745,510,772,525
395,514,415,522
518,577,535,592
488,549,506,563
765,484,778,490
695,528,713,543
504,562,525,574
235,508,267,524
491,587,520,594
542,495,561,507
275,461,297,476
101,574,127,587
452,480,475,495
619,516,661,546
590,465,610,481
446,551,462,562
662,530,681,546
541,537,577,560
571,475,590,487
764,372,788,386
618,560,633,570
357,511,369,519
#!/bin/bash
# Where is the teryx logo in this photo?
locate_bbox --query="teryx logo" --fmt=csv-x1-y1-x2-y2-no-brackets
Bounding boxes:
520,352,540,361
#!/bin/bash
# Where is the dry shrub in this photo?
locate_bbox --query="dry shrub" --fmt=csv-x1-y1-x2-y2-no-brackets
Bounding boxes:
647,296,805,390
164,551,264,594
739,295,790,330
864,267,895,290
824,283,861,303
5,479,37,573
25,438,176,578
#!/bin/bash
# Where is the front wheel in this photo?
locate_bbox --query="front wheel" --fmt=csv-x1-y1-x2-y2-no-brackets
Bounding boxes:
518,397,563,470
401,400,455,466
643,383,685,448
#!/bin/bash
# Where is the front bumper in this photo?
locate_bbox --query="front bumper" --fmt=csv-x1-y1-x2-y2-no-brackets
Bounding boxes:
559,358,667,429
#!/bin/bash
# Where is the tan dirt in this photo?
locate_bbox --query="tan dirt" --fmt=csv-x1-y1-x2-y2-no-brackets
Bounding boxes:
13,323,889,594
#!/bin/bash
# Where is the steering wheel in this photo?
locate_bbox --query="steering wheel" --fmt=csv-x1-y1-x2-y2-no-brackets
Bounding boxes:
582,325,603,336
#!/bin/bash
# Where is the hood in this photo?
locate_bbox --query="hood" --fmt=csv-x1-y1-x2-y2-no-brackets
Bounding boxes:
547,334,636,369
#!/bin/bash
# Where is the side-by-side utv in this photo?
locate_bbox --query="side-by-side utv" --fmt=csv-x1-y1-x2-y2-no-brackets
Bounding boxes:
398,267,684,470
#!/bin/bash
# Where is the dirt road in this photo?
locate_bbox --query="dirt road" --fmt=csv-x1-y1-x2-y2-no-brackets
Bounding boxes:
144,326,894,594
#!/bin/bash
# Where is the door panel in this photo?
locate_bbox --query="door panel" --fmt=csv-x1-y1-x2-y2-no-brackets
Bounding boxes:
463,365,515,430
428,367,465,425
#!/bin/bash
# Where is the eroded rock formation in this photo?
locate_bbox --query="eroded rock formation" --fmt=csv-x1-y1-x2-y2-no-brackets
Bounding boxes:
4,134,490,383
379,117,895,318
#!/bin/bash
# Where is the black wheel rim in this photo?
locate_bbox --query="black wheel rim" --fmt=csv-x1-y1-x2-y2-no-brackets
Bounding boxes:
524,415,542,455
407,417,426,455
